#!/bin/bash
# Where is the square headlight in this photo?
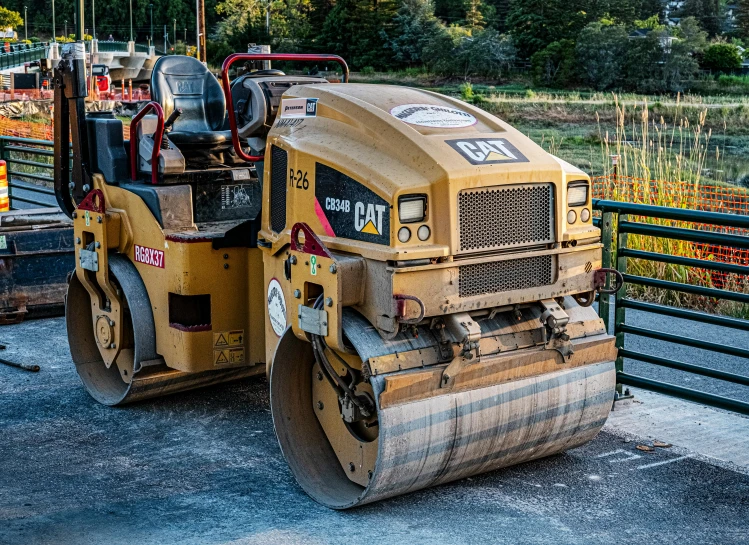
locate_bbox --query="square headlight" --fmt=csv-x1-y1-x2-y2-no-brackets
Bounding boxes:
567,181,589,207
398,195,427,223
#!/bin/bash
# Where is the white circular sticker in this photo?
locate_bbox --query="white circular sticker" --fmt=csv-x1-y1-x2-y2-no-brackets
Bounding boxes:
267,278,287,337
390,103,477,128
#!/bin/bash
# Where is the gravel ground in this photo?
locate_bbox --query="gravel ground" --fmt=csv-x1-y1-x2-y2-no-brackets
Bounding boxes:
1,317,748,545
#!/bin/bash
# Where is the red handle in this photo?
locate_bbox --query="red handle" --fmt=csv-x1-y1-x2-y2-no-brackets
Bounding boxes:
220,53,349,163
130,101,165,185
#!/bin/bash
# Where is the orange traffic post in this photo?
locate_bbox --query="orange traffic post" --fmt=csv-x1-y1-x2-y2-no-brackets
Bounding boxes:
128,79,133,102
0,160,9,212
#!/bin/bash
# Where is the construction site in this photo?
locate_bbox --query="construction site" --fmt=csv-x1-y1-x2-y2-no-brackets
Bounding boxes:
0,0,748,543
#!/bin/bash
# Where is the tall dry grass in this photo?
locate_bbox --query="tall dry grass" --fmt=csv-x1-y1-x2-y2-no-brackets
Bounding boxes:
592,95,748,319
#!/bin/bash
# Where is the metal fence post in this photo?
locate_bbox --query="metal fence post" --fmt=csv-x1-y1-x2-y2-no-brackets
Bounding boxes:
599,210,614,333
614,213,628,385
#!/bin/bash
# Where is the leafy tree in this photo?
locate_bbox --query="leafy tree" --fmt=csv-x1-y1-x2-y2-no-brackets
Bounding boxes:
423,25,515,78
0,6,23,30
386,0,443,66
625,29,700,92
575,21,629,90
531,39,576,87
701,42,743,72
633,15,664,30
676,16,708,53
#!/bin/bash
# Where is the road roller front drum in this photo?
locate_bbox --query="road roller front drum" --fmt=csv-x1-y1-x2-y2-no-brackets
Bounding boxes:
270,309,616,509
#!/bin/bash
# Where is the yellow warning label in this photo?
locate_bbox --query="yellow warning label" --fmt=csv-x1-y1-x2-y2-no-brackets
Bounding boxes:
214,347,245,365
214,330,244,348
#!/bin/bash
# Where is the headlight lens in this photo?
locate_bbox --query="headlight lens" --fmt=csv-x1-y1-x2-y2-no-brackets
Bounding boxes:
567,210,577,224
417,225,430,241
580,208,591,222
398,226,411,243
567,182,589,207
398,195,426,223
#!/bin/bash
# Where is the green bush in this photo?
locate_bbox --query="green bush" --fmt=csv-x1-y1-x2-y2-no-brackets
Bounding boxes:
361,66,375,75
718,74,749,87
701,43,742,74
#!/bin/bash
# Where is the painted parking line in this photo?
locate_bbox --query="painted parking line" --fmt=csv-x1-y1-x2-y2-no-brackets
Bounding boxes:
596,449,642,463
636,456,690,470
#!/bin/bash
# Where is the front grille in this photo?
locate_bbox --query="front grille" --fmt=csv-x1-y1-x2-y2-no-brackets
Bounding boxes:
459,255,555,298
270,145,288,233
458,184,554,253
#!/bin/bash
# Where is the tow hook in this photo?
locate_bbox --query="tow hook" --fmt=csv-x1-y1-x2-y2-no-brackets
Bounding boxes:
594,268,624,294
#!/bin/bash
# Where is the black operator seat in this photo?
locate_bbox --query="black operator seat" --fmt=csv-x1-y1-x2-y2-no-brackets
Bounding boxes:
150,56,232,161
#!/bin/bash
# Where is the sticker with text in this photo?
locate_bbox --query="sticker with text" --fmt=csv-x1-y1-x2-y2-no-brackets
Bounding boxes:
134,244,165,268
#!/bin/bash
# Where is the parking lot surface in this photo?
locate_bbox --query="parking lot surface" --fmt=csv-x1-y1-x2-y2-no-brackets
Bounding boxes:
1,317,748,545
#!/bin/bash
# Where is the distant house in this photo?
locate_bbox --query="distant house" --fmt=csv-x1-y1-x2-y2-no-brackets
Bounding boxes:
628,29,680,52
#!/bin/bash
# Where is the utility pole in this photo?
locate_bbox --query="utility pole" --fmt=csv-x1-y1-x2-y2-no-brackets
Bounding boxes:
92,0,95,39
173,19,176,54
149,4,153,47
266,1,270,36
184,27,187,47
129,0,133,41
164,25,167,57
65,20,67,38
197,0,205,62
52,0,55,41
75,0,83,40
24,6,27,41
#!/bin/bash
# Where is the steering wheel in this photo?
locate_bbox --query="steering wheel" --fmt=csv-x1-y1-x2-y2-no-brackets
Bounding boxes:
230,75,270,139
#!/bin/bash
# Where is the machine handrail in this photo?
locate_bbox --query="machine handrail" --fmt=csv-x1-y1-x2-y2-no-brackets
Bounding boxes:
220,53,350,163
129,101,164,185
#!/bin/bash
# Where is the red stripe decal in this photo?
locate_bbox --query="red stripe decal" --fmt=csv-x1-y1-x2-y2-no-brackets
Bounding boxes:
314,198,336,237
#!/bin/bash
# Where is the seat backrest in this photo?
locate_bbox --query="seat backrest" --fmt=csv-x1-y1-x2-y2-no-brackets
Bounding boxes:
150,56,225,134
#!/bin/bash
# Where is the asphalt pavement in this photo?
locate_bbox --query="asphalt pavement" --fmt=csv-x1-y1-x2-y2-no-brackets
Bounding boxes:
1,316,748,545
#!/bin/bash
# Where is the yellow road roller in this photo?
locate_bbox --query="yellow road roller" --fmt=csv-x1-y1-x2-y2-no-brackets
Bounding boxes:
53,48,619,508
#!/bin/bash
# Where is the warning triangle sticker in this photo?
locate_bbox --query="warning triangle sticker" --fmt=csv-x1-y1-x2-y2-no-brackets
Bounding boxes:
361,220,379,235
485,151,511,162
216,351,229,364
215,334,228,347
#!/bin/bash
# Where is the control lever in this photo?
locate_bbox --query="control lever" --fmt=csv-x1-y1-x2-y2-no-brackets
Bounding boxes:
160,108,182,149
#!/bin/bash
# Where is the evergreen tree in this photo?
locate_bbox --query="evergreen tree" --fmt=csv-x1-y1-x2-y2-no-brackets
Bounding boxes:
320,0,397,69
680,0,724,36
386,0,443,66
736,0,749,41
506,0,588,58
464,0,486,29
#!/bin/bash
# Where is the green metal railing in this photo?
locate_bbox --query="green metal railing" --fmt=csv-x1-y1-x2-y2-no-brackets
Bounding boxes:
594,199,749,415
0,43,48,71
0,136,65,209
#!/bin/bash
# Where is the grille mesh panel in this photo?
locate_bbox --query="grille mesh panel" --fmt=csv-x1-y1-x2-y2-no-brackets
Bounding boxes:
458,184,554,252
459,255,554,298
270,145,288,234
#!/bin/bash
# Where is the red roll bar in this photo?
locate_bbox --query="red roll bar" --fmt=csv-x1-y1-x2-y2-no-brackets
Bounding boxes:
220,53,349,162
130,101,165,185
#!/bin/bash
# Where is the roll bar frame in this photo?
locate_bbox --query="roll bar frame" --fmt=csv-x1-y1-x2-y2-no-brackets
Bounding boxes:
220,53,349,162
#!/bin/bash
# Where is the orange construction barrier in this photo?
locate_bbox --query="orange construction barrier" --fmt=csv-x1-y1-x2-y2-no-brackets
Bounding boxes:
0,160,9,212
